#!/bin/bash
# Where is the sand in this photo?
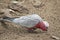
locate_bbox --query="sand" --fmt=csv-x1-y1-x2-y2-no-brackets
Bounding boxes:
0,0,60,40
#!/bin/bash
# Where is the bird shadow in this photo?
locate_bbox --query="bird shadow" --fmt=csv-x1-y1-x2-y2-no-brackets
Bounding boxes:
23,30,47,34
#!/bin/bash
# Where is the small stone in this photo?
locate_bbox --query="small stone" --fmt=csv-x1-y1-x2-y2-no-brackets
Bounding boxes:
51,36,60,40
8,9,15,12
32,0,41,6
37,35,40,37
11,1,19,4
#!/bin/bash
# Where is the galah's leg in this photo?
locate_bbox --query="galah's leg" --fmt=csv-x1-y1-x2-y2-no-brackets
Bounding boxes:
32,28,37,30
27,28,37,33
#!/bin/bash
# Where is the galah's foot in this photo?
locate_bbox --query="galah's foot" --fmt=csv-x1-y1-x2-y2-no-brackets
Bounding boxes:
27,30,37,33
32,28,37,30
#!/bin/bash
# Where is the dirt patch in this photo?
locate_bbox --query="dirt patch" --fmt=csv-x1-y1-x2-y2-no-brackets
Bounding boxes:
0,0,60,40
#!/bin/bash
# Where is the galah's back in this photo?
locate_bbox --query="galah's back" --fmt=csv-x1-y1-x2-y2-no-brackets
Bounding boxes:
13,14,43,28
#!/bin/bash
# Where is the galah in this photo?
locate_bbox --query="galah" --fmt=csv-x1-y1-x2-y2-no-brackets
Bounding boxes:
3,14,49,31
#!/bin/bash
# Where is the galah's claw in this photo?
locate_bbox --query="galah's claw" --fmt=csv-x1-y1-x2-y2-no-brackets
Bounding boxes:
27,30,37,33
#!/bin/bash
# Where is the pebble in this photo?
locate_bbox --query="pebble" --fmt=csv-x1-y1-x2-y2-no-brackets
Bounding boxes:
51,36,60,40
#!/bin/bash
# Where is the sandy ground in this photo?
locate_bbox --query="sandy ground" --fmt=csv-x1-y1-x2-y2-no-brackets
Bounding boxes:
0,0,60,40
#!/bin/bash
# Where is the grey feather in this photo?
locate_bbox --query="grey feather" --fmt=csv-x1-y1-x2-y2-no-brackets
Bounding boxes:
3,16,15,21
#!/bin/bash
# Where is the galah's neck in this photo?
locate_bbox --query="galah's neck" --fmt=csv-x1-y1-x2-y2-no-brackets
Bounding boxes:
34,21,47,31
27,21,47,31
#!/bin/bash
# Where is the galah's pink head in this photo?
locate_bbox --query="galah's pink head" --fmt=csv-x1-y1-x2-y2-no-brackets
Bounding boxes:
35,21,49,31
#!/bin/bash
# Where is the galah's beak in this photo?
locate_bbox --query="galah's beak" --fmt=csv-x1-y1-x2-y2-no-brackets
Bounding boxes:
35,21,49,31
44,27,48,31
